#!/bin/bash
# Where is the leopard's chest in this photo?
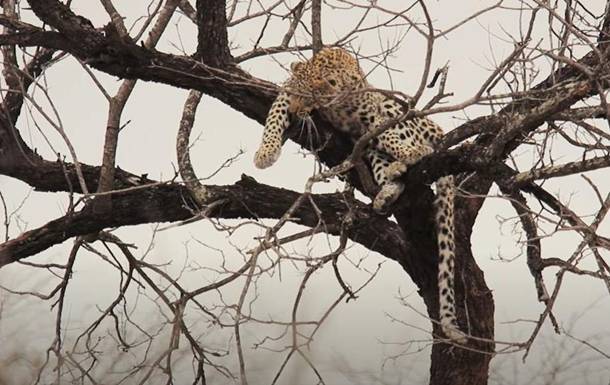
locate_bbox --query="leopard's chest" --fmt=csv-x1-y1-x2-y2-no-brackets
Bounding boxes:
317,92,378,136
320,105,367,137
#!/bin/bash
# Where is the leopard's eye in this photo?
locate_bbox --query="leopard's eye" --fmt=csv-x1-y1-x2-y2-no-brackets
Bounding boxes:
328,79,337,86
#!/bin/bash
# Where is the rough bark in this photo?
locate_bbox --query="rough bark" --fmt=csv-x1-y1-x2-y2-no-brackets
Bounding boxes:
1,1,609,384
389,176,495,385
0,172,409,267
196,0,232,65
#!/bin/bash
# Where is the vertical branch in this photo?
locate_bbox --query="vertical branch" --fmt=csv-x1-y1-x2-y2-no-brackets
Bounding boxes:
1,0,19,90
0,0,54,128
96,0,179,200
50,239,82,382
411,0,434,106
311,0,322,53
281,0,306,48
196,0,232,64
499,185,549,302
598,0,610,46
176,90,212,205
178,0,197,22
99,0,129,36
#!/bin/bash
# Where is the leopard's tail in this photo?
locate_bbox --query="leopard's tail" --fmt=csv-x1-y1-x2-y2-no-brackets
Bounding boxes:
434,175,467,343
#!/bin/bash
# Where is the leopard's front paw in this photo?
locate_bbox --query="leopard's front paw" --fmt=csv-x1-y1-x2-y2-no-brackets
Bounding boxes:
373,181,405,213
385,161,407,180
254,144,281,169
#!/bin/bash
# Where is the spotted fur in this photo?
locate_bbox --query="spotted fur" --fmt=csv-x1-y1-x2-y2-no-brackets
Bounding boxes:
254,47,466,343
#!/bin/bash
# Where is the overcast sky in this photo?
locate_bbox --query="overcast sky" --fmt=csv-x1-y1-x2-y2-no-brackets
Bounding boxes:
1,1,610,384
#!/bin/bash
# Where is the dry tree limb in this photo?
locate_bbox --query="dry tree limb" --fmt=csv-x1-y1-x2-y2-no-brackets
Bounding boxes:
311,0,322,53
497,185,550,303
96,0,180,205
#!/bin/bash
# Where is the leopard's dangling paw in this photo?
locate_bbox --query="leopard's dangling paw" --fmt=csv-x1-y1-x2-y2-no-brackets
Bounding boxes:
385,161,407,180
373,181,405,213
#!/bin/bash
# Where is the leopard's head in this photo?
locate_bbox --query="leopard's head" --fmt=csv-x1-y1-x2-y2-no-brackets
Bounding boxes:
286,60,338,119
284,48,363,119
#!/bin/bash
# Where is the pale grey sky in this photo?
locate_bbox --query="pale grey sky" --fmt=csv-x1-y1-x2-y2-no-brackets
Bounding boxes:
1,1,610,384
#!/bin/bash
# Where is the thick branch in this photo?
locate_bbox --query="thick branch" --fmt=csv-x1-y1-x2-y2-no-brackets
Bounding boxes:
196,0,232,64
0,175,408,268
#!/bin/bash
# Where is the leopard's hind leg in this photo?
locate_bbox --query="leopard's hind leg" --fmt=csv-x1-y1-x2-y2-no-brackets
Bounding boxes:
365,149,405,213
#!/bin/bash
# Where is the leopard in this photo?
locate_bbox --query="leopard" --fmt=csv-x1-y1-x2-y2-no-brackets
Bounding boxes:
254,47,466,343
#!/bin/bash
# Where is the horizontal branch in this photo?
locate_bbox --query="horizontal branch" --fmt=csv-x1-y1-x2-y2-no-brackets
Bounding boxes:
552,106,607,121
509,155,610,185
0,29,68,49
497,164,610,249
0,173,409,268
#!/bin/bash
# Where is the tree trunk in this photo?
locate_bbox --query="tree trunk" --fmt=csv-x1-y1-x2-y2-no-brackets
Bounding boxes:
394,177,495,385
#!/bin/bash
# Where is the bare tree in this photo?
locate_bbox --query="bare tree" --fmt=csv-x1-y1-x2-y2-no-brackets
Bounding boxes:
0,1,610,385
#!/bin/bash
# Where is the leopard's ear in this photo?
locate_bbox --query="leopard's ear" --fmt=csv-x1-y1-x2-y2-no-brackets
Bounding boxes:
290,62,303,72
